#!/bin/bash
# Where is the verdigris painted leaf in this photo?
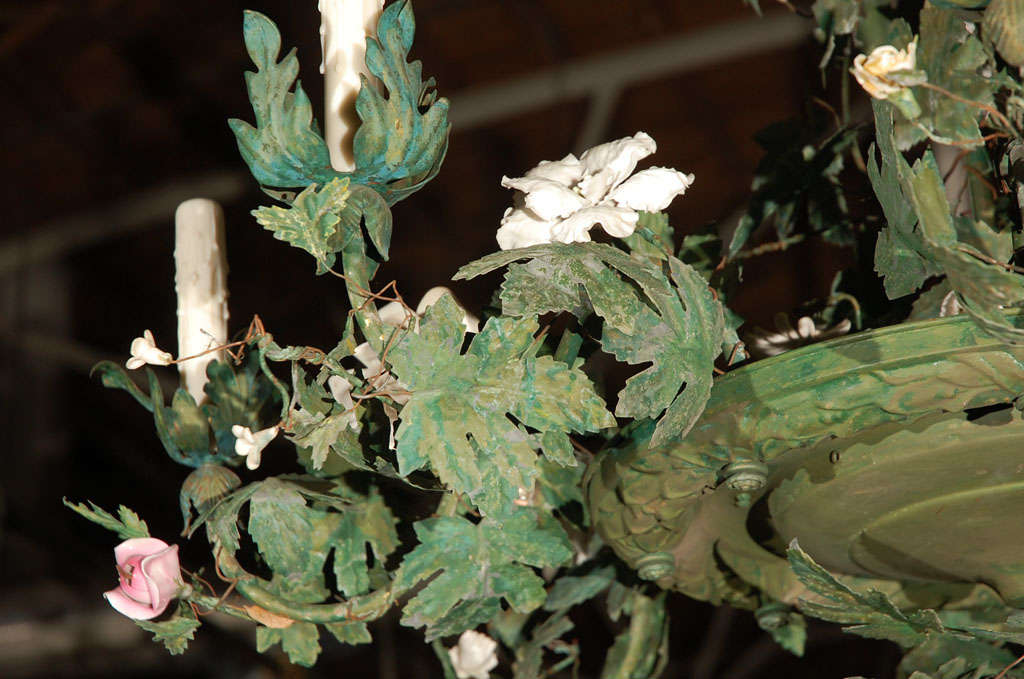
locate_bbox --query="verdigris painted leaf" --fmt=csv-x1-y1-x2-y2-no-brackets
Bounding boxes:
867,113,939,299
91,361,153,412
228,10,335,189
787,539,945,646
456,243,726,446
136,606,201,656
248,479,334,603
257,622,321,667
601,256,725,446
325,621,372,646
229,2,449,207
425,598,502,642
63,499,149,540
330,488,398,597
513,614,577,679
543,566,616,611
394,509,572,629
899,635,1019,679
388,294,613,517
600,589,669,679
252,178,351,275
350,0,450,205
873,101,1024,343
916,6,993,144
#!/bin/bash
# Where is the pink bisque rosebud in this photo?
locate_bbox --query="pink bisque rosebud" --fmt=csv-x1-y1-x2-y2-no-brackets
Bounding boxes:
104,537,182,620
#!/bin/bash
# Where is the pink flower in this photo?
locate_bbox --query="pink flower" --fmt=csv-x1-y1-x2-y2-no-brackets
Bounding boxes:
104,537,182,620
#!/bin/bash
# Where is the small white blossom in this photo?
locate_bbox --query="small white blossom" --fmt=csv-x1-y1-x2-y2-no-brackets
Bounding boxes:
746,315,852,358
448,630,499,679
126,330,174,370
496,132,694,250
231,425,279,470
851,41,918,100
376,287,479,334
327,375,361,431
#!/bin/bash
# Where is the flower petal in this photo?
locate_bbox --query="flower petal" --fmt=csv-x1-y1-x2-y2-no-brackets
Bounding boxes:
140,544,181,614
496,207,556,250
377,301,409,328
416,287,480,333
606,167,695,212
551,205,639,243
577,132,657,201
114,537,172,566
500,175,588,220
524,153,584,186
105,587,163,620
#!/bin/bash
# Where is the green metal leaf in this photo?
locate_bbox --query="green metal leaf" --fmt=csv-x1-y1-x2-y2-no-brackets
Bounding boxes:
91,361,153,412
388,294,613,517
394,509,572,629
248,479,334,603
136,606,201,656
257,622,321,667
63,499,150,540
513,614,577,679
325,621,373,646
425,598,502,642
543,566,616,611
252,178,352,275
351,0,451,205
913,6,994,145
228,10,335,190
229,2,449,207
873,101,1024,343
330,488,398,597
599,589,670,679
985,0,1024,67
787,539,945,646
456,243,727,446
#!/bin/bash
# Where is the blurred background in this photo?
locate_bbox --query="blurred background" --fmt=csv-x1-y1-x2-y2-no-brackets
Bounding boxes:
0,0,891,676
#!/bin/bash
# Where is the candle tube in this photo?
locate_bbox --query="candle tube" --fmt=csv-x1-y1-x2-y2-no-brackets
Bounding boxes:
175,198,229,404
319,0,385,171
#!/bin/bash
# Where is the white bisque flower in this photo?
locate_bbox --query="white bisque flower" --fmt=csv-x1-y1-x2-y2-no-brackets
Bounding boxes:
377,286,480,334
327,375,361,431
495,132,695,250
448,630,499,679
746,314,852,358
231,425,279,470
126,330,174,370
852,41,917,100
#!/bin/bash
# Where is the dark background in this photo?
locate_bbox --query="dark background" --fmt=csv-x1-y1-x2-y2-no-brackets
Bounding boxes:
0,0,891,676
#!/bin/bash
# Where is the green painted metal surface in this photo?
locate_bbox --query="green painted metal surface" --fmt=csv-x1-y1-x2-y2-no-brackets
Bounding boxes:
586,311,1024,610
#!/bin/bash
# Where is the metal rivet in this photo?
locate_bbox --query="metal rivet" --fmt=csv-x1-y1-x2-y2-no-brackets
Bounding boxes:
829,449,840,464
721,460,769,492
636,552,675,581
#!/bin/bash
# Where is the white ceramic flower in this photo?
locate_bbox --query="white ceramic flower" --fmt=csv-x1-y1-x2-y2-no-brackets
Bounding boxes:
327,375,361,431
376,286,480,334
231,425,279,470
496,132,695,250
852,41,917,100
448,630,499,679
126,330,174,370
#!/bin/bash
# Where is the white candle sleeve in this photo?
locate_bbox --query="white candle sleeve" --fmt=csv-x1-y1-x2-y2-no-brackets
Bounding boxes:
319,0,385,172
175,198,229,404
